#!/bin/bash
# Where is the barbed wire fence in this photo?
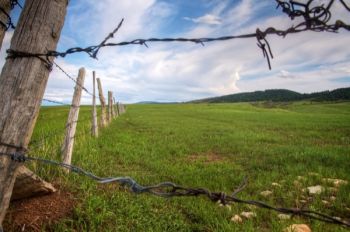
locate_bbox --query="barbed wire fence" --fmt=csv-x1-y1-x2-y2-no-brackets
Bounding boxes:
3,0,350,70
0,0,350,229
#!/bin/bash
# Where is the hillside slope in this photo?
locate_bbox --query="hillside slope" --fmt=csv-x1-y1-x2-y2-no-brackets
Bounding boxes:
191,87,350,103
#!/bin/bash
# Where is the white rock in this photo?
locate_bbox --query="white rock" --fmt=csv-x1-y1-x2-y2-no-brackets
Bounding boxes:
330,196,336,201
260,190,273,197
307,185,324,195
285,224,312,232
278,214,291,220
241,211,256,219
230,215,243,223
323,178,348,187
271,182,281,187
322,200,330,205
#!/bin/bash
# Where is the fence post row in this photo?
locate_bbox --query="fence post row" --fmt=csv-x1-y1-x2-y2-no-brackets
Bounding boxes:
97,78,107,127
0,0,11,49
61,68,86,171
0,0,67,227
91,71,98,137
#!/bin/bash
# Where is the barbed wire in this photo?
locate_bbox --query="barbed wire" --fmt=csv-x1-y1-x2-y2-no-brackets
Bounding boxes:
29,116,94,150
0,0,22,30
0,150,348,227
5,0,350,70
52,61,94,97
42,98,72,106
0,7,14,31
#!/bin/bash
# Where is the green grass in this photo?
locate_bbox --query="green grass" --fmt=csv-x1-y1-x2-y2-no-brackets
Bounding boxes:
26,102,350,231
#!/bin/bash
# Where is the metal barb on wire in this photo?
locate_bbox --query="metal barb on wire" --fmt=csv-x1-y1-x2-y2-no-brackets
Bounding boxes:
91,18,124,58
0,6,15,30
0,0,22,30
4,0,350,70
0,149,349,228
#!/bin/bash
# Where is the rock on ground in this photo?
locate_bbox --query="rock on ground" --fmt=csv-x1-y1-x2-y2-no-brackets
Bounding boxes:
230,215,242,223
278,214,291,220
307,185,324,195
240,211,256,219
260,190,273,197
285,224,312,232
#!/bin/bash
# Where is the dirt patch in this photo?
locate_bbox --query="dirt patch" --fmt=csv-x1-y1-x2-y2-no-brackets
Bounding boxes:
187,151,225,164
4,189,76,232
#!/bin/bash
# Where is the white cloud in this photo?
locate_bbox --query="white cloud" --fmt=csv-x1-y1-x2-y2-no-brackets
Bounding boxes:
1,0,349,104
184,14,222,25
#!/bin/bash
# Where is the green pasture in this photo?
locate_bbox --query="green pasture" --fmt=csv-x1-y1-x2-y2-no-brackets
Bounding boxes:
15,102,350,231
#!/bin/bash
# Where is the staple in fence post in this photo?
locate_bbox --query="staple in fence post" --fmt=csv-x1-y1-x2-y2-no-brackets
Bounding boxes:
0,0,67,226
61,68,86,171
91,71,98,137
107,91,113,123
0,0,11,50
97,78,107,127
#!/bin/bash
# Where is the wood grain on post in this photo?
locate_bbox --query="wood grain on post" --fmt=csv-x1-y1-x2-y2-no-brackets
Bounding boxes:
61,68,85,169
0,0,11,50
0,0,67,226
97,78,107,127
91,71,98,137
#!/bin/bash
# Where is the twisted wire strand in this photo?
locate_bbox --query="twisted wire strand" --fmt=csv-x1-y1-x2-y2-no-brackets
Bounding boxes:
0,150,348,227
52,61,94,97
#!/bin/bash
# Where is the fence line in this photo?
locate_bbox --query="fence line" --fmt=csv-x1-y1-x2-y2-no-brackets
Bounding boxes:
0,0,348,229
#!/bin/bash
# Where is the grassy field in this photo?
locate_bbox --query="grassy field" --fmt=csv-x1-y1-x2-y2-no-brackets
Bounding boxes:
9,102,350,231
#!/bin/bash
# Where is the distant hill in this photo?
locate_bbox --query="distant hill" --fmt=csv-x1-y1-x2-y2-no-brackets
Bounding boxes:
135,101,179,104
191,87,350,103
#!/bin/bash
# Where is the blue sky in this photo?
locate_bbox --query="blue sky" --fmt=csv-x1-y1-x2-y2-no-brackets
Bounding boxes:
1,0,350,103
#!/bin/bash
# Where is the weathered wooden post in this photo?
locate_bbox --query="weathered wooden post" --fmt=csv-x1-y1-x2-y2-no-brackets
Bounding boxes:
116,101,120,116
0,0,11,50
97,78,107,127
61,68,85,169
113,97,118,117
0,0,67,227
107,91,113,123
91,71,98,137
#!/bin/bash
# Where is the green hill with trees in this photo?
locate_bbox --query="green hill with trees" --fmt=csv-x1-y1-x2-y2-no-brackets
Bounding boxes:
191,87,350,103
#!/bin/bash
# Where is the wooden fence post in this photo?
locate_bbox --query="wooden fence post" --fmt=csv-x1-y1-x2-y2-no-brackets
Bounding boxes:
0,0,67,226
91,71,98,137
113,97,118,117
97,78,107,127
61,68,86,169
116,101,120,116
0,0,11,50
108,91,113,122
